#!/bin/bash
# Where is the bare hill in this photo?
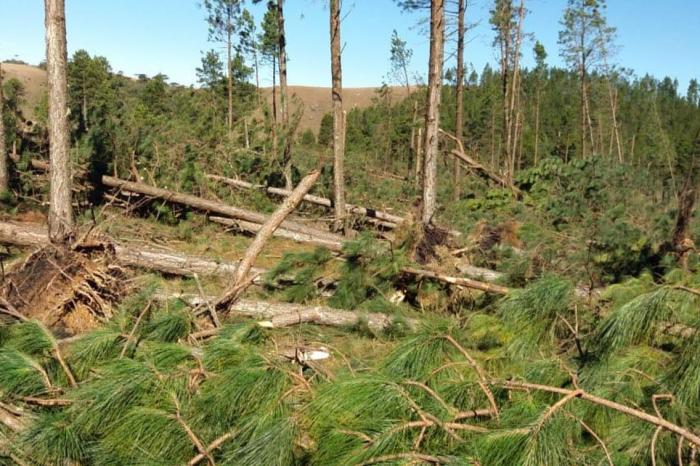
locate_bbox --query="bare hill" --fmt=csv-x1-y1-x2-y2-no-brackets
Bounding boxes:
1,62,402,132
1,63,48,120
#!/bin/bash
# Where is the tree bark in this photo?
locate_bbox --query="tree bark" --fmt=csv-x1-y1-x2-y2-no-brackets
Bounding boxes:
452,0,466,202
330,0,346,233
0,220,265,280
226,10,234,134
207,174,404,226
217,170,321,309
209,215,344,251
0,64,8,193
45,0,73,242
277,0,292,189
99,175,340,242
421,0,445,225
672,177,697,268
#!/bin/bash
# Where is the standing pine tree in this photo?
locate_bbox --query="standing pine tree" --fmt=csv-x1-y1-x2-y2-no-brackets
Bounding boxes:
330,0,346,233
389,30,413,96
202,0,244,135
0,64,8,195
45,0,73,242
558,0,616,159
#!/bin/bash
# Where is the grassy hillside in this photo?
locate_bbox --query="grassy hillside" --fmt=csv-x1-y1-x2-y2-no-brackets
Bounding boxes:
2,62,402,132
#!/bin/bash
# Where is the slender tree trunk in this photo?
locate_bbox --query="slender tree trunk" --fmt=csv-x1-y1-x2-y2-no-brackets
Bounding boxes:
420,0,445,225
402,62,411,97
272,60,278,157
452,0,466,202
330,0,346,234
506,0,525,184
254,49,261,108
409,100,418,179
534,87,541,165
0,64,8,193
45,0,72,242
415,127,423,187
277,0,292,189
227,24,233,134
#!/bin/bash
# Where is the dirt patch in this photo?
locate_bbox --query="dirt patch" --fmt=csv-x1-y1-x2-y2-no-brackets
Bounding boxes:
413,223,451,265
1,244,128,337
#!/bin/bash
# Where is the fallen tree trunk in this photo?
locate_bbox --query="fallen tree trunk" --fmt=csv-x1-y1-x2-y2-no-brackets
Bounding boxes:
439,129,516,193
403,267,511,295
217,170,321,310
176,296,417,336
100,175,341,242
209,216,343,252
207,174,404,227
0,221,264,280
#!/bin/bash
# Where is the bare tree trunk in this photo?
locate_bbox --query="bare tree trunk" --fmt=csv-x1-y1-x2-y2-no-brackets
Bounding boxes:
271,59,278,157
227,22,233,134
217,170,320,310
330,0,346,234
415,127,423,187
409,100,418,179
452,0,466,202
277,0,292,189
507,0,525,183
253,48,261,108
45,0,73,242
534,87,541,165
672,177,697,268
420,0,445,226
0,64,8,193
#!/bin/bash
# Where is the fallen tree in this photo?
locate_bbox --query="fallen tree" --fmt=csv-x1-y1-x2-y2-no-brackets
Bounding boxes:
100,175,342,242
0,221,264,280
207,174,404,228
209,216,344,252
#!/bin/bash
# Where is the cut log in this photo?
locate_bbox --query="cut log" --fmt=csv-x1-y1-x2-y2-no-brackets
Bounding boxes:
207,174,404,227
209,216,343,252
0,221,264,280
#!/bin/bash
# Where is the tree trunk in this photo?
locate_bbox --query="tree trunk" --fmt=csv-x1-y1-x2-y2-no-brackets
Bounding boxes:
209,216,343,251
330,0,346,234
45,0,73,242
0,64,8,193
272,59,278,157
0,220,265,280
226,19,233,134
672,178,697,268
421,0,445,226
452,0,466,202
217,170,321,309
207,174,404,225
277,0,292,189
99,175,340,241
534,88,541,165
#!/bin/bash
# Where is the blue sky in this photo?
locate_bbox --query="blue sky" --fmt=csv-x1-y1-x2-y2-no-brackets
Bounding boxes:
1,0,698,93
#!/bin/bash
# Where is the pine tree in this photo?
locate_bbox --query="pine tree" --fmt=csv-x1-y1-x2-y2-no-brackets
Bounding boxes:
203,0,244,135
0,64,8,194
44,0,73,242
330,0,346,233
558,0,616,158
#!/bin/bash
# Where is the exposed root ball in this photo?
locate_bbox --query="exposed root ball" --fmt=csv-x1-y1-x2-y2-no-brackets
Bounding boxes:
413,223,451,264
1,244,127,336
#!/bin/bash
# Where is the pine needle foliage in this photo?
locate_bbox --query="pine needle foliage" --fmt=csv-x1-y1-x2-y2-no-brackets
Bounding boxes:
499,276,574,357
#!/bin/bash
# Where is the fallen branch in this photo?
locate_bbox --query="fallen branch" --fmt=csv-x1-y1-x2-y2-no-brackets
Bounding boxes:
501,380,700,448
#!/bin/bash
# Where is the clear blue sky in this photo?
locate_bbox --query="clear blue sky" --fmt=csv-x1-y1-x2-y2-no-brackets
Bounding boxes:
1,0,698,93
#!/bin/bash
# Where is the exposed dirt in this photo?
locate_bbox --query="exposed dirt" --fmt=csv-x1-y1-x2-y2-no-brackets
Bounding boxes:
1,244,127,337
